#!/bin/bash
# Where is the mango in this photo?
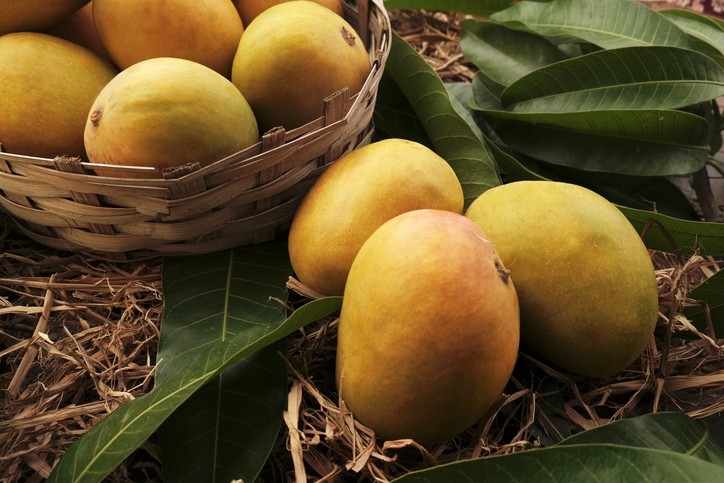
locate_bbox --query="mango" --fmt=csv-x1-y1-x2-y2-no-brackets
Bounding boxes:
336,209,520,445
0,32,117,159
233,0,344,27
92,0,243,77
84,57,259,178
0,0,89,36
288,138,464,296
231,0,370,132
45,2,113,63
465,181,659,378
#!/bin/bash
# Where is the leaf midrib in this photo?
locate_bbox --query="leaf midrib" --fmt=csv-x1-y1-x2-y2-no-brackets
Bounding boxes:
75,373,209,483
506,79,724,109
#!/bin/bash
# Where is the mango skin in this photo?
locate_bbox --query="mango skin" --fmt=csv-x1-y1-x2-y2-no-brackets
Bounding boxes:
84,57,259,178
288,138,464,296
0,0,89,36
233,0,343,28
336,209,520,445
465,181,659,378
93,0,243,77
0,32,117,158
231,0,370,132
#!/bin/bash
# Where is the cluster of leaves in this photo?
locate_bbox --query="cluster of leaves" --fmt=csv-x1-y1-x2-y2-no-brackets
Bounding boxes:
46,0,724,482
377,0,724,335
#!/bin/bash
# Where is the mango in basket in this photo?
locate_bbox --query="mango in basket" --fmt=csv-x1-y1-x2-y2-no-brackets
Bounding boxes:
84,57,259,178
231,0,370,132
0,0,89,36
233,0,344,27
336,209,520,445
44,2,112,63
0,31,117,159
93,0,243,77
288,138,464,296
465,181,659,378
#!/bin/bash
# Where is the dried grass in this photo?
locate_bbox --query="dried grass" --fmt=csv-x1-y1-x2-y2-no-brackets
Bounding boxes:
0,220,164,482
1,8,723,483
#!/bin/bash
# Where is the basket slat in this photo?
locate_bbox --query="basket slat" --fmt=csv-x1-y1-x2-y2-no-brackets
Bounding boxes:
54,156,117,235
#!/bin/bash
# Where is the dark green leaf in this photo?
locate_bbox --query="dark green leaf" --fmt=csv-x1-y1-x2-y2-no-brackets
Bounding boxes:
392,445,724,482
470,72,504,110
501,47,724,112
711,417,724,450
620,206,724,256
155,245,290,483
375,70,433,146
682,268,724,338
445,82,486,140
383,0,512,16
490,0,693,49
159,342,286,483
383,31,501,206
483,109,709,147
659,9,724,68
156,244,290,383
46,296,343,483
482,110,710,176
460,20,568,86
446,81,575,183
559,412,724,466
446,83,721,258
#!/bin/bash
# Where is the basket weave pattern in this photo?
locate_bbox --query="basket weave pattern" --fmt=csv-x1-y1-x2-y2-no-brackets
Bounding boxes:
0,0,391,256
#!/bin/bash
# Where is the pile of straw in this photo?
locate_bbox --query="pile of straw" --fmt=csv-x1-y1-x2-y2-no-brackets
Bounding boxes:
0,222,163,482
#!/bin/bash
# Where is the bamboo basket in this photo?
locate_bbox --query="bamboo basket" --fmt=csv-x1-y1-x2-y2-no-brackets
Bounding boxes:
0,0,391,257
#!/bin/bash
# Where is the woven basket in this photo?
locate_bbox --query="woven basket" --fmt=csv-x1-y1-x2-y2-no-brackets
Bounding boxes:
0,0,391,257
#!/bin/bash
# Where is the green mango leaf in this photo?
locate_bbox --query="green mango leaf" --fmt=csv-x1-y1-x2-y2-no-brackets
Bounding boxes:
620,206,724,257
156,245,291,383
393,412,724,481
155,244,291,483
156,245,289,483
501,47,724,112
392,445,724,482
712,417,724,450
383,0,512,16
470,72,504,110
490,0,693,50
559,412,724,466
682,268,724,338
448,81,723,257
159,342,286,483
460,20,568,86
375,70,433,146
446,81,561,185
659,9,724,68
46,295,343,483
481,110,710,176
483,108,709,147
381,31,501,206
445,82,485,139
394,413,724,483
